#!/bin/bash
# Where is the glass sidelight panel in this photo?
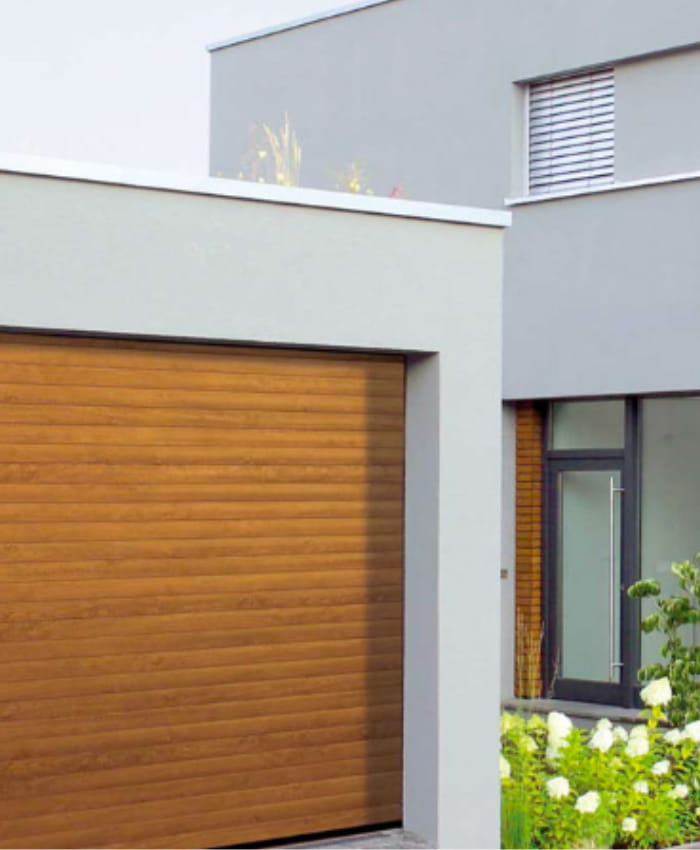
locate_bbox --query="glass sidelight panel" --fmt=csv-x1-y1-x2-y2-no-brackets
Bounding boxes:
641,397,700,668
558,469,622,683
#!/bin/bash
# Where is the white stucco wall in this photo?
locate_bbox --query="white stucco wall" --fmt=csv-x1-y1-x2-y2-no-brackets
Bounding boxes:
0,158,507,849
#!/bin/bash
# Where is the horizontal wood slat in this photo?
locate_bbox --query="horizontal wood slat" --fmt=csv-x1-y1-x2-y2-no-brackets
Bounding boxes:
0,443,404,465
0,332,405,848
0,423,405,447
0,360,404,396
3,717,403,783
0,789,403,850
2,752,403,826
0,481,402,502
0,599,403,640
0,498,403,523
0,403,403,431
0,668,403,723
0,734,402,798
0,552,404,582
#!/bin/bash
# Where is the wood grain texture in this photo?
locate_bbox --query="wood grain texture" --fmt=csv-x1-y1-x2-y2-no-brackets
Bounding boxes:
514,401,544,697
0,332,404,848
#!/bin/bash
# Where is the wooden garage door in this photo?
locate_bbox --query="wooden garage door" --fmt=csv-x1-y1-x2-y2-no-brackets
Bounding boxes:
0,333,404,850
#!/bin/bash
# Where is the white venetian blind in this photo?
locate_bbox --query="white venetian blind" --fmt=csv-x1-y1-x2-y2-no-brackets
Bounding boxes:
528,67,615,195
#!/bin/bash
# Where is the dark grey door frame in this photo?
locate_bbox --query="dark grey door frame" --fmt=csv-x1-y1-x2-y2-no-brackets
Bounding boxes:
542,398,640,707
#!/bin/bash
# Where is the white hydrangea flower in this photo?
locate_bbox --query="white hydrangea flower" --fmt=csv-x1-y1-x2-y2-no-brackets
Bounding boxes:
613,725,628,742
499,755,511,780
595,717,613,730
575,791,601,814
625,736,649,757
651,759,670,776
548,711,573,741
633,780,649,794
668,783,689,799
621,817,638,834
590,725,614,753
664,728,682,744
629,724,648,740
547,711,573,760
640,677,672,707
683,720,700,742
546,776,571,799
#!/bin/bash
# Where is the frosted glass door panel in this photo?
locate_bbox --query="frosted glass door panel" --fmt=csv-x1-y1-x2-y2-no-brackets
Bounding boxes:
559,470,621,683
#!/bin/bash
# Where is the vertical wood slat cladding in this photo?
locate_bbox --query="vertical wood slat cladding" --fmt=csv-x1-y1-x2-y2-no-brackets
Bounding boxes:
0,333,405,850
514,402,544,698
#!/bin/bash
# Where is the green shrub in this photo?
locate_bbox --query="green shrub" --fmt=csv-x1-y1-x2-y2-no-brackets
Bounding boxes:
628,556,700,727
500,678,700,848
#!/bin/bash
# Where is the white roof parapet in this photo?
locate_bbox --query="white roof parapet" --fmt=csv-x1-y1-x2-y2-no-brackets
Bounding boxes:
0,154,511,229
207,0,400,52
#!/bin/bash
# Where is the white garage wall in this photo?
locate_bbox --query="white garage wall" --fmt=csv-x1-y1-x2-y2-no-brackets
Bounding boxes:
0,158,507,849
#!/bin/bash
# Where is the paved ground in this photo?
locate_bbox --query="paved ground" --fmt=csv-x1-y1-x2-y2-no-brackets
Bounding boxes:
283,828,432,848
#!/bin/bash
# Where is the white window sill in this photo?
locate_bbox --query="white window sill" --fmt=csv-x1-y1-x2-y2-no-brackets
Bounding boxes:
505,168,700,207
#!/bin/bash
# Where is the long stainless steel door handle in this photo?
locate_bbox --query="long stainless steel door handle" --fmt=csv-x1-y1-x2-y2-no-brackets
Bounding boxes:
609,475,624,681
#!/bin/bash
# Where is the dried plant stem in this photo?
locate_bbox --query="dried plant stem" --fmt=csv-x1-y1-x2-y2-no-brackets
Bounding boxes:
515,608,543,698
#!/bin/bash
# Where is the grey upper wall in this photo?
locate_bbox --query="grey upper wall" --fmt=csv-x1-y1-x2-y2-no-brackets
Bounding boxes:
210,0,700,399
504,178,700,399
210,0,700,208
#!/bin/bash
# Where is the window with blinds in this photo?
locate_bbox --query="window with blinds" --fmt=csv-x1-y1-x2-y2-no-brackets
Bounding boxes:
528,67,615,195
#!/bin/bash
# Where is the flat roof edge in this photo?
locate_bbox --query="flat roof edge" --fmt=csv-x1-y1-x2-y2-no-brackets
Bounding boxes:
0,154,511,228
206,0,400,52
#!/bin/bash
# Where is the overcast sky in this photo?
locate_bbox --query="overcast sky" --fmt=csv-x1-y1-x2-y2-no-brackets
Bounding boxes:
0,0,342,175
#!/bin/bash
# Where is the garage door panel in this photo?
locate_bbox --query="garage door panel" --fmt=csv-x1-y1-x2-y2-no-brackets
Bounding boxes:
5,648,401,702
0,532,403,564
0,361,404,398
2,613,403,663
3,771,404,843
0,699,403,767
0,383,404,416
0,599,403,642
1,590,402,633
3,795,403,850
0,498,404,523
0,462,403,486
3,720,403,787
0,334,404,848
146,805,403,850
0,481,402,503
4,752,403,825
0,443,404,466
2,735,402,800
0,551,403,584
0,499,404,525
0,423,405,449
1,635,403,683
0,404,403,432
2,687,403,750
0,515,402,544
2,668,403,723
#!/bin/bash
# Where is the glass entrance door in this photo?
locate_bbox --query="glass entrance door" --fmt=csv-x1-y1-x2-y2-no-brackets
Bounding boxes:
546,458,629,704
